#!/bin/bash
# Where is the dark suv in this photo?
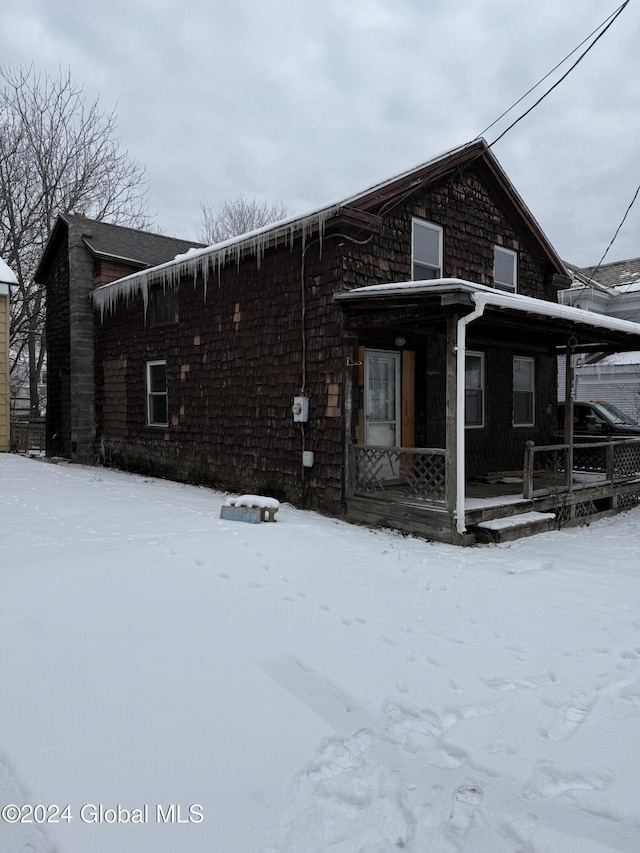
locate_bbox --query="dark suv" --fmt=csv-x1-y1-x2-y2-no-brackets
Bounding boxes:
557,401,640,438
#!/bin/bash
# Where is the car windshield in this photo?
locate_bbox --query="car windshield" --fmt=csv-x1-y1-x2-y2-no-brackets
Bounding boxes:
596,402,638,426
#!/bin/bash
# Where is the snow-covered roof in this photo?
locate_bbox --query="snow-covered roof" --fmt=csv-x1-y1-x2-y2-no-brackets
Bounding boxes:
92,143,483,318
589,351,640,367
335,278,640,341
0,256,17,287
91,138,567,319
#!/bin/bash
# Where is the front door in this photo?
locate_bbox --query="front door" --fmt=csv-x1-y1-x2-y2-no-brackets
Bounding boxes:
364,349,401,479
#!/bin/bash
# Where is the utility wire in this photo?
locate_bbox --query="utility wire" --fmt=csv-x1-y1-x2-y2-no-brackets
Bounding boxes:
485,0,630,148
478,4,627,138
587,182,640,282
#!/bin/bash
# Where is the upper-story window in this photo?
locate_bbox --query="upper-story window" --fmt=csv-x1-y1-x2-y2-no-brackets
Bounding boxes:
412,219,442,280
493,246,517,292
149,286,177,325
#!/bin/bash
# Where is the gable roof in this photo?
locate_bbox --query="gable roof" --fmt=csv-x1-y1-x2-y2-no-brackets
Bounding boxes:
577,257,640,292
34,213,203,283
92,138,570,317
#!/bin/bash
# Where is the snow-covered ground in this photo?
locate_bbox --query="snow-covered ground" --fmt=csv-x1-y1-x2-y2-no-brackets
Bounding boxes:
2,454,640,853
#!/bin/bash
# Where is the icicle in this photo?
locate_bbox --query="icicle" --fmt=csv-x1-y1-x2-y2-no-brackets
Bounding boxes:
91,203,340,319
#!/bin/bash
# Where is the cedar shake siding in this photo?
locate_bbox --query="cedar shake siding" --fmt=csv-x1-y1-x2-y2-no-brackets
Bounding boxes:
95,238,347,512
92,156,563,511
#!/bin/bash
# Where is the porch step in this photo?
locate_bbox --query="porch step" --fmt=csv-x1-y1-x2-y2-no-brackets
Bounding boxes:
473,511,556,544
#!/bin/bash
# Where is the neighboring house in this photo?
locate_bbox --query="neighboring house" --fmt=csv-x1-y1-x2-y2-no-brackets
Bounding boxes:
39,140,640,544
36,213,204,459
0,256,16,451
559,258,640,418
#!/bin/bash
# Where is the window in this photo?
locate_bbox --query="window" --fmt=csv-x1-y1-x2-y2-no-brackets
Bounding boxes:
412,219,442,280
493,246,517,292
513,356,534,426
147,360,168,426
149,287,176,324
465,352,484,428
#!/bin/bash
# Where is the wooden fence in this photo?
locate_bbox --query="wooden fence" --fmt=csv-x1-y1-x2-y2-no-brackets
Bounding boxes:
10,419,46,453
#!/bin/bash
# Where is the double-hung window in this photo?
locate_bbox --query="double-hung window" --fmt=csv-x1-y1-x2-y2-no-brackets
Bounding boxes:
147,360,168,426
493,246,517,292
465,352,484,428
412,219,442,280
513,356,535,426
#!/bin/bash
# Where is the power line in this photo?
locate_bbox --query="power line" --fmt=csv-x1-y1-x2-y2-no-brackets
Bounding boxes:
485,0,630,149
478,4,627,139
588,182,640,282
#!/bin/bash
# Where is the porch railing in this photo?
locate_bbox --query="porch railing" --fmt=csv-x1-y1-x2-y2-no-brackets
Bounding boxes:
348,444,447,503
523,437,640,499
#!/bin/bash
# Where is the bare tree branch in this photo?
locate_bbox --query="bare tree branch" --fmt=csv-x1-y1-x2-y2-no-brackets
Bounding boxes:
197,193,288,245
0,64,151,415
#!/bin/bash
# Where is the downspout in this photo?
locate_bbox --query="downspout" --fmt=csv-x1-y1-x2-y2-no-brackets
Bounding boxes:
455,294,489,535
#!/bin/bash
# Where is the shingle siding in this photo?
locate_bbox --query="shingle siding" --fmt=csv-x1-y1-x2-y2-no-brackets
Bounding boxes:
92,162,559,509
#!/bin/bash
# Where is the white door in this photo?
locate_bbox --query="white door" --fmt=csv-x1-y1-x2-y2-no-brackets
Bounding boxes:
364,350,401,479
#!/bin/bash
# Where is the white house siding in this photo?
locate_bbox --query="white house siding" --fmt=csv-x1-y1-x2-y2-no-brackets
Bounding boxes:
573,359,640,420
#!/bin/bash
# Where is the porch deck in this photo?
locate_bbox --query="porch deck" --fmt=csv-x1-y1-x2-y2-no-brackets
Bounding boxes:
346,441,640,545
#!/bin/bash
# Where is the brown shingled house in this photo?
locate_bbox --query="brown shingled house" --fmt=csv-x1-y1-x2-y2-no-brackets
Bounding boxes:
39,140,640,544
36,213,203,460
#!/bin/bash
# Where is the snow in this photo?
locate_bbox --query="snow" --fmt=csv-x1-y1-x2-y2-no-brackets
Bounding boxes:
0,256,17,286
476,511,556,532
91,205,339,319
3,454,640,852
338,279,640,340
225,494,281,510
591,351,640,367
614,280,640,294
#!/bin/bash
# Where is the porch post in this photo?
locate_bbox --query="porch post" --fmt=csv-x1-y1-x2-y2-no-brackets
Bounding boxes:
445,314,458,518
564,343,574,492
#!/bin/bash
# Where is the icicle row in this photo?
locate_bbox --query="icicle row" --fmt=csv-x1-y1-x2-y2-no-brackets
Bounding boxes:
92,204,339,320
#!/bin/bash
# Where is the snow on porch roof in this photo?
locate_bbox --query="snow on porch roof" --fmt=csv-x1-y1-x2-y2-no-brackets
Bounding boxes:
334,278,640,342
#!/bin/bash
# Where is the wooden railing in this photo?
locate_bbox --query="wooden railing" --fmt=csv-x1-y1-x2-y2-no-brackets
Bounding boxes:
348,444,447,503
10,418,46,453
523,437,640,500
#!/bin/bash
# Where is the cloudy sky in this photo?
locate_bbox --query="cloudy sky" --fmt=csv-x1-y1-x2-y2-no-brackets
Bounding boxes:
1,0,638,267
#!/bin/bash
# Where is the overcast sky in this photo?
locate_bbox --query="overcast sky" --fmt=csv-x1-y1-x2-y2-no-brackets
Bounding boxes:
1,0,638,267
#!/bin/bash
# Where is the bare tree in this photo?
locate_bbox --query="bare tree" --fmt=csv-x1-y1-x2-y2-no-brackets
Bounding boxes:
0,64,150,416
197,193,288,245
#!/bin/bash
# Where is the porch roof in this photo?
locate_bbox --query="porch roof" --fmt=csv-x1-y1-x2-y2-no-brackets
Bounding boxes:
335,279,640,351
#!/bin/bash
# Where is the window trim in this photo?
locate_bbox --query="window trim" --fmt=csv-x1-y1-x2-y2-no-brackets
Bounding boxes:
465,351,485,429
412,218,443,280
146,359,168,427
493,245,518,292
513,355,535,427
149,286,177,325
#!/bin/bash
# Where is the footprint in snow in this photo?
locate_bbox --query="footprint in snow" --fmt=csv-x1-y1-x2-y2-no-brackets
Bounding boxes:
541,692,595,743
449,784,483,834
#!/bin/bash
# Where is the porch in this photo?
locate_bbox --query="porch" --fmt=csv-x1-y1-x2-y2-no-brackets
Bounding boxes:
346,438,640,544
335,279,640,545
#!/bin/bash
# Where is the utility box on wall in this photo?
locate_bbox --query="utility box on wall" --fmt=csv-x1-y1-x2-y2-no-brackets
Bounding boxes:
292,396,309,422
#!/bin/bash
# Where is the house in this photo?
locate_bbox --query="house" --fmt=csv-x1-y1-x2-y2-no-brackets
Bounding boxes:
36,213,204,460
0,256,16,452
559,258,640,419
39,140,640,544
